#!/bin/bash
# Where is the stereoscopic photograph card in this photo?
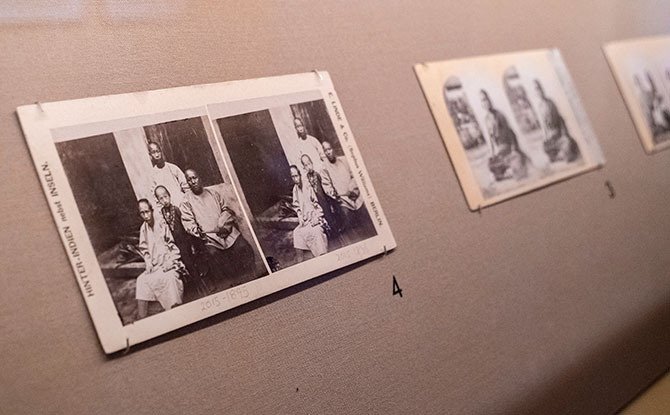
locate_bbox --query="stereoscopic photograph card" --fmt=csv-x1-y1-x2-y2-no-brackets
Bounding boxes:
415,49,605,210
17,72,396,354
604,35,670,154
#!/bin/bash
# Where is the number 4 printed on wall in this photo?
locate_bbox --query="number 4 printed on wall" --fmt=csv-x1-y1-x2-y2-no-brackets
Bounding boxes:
393,275,403,298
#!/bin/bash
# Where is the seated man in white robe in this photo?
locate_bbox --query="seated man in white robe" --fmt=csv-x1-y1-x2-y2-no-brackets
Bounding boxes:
290,165,328,262
136,198,184,320
320,140,377,243
180,168,257,283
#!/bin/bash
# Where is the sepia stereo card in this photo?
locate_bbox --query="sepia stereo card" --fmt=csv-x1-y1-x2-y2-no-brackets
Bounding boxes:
415,49,605,210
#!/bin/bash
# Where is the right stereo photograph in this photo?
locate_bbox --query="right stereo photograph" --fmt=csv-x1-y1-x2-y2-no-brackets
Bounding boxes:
604,35,670,154
415,49,605,210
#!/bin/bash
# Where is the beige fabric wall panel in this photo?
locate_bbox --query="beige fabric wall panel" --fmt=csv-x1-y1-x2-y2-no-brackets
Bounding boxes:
1,1,669,414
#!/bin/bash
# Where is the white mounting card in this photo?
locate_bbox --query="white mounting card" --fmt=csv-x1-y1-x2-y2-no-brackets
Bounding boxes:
604,35,670,154
17,72,396,354
415,49,605,210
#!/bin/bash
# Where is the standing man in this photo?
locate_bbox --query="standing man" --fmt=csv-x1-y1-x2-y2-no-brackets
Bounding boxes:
293,117,325,174
148,141,190,207
180,168,257,283
135,198,184,320
320,141,376,242
290,165,328,261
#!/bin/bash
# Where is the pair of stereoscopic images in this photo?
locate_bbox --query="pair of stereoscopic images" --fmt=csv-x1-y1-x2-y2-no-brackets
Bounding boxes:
17,36,665,353
416,49,605,210
19,74,394,353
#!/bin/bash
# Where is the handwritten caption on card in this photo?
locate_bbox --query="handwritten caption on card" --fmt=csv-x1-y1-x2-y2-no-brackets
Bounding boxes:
200,286,250,312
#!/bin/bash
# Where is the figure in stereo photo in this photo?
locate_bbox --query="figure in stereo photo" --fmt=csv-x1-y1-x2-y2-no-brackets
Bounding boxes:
215,99,377,271
55,115,267,324
443,65,585,199
633,70,670,144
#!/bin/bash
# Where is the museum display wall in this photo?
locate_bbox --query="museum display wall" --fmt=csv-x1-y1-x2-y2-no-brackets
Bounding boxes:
1,1,669,414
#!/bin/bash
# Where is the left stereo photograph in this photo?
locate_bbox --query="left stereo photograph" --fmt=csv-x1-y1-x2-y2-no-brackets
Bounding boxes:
17,72,396,354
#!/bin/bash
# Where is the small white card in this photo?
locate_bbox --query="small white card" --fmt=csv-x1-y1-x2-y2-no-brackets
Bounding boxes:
604,35,670,154
415,49,605,210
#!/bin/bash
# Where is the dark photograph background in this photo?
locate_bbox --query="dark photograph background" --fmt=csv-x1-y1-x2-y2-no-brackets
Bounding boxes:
217,110,292,218
57,133,140,255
